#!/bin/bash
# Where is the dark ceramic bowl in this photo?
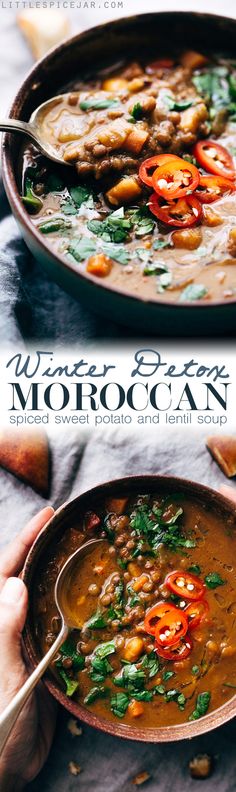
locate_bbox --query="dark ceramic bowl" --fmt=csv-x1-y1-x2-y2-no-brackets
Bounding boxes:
2,11,236,337
22,474,236,742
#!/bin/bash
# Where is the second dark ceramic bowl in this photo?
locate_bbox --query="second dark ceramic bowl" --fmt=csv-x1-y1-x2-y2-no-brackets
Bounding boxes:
2,11,236,336
22,474,236,742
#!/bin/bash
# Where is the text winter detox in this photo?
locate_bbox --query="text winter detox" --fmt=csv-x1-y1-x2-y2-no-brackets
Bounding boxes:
2,347,233,430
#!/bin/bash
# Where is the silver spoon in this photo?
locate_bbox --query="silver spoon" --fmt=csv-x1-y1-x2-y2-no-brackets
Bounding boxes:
0,537,103,755
0,95,75,165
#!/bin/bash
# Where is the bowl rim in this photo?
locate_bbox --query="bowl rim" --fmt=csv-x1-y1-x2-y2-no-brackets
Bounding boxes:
2,10,236,314
22,472,236,743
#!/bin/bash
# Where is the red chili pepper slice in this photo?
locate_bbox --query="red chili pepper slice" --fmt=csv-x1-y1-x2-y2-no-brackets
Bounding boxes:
165,571,205,601
139,154,181,188
155,608,188,647
195,174,235,203
152,158,200,200
155,633,193,661
149,193,202,227
193,140,236,181
146,59,174,74
144,601,177,636
185,600,209,630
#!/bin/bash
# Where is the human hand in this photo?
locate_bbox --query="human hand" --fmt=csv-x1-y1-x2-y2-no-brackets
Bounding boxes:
0,507,57,792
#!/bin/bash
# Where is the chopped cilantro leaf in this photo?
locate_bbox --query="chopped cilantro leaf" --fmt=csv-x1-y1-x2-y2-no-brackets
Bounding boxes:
84,686,106,704
205,572,225,589
85,610,107,629
80,98,120,111
58,669,79,697
68,237,96,262
188,565,201,575
130,102,143,120
110,692,129,718
189,691,211,720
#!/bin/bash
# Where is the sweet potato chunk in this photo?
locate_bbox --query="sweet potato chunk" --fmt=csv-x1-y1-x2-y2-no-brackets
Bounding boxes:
86,253,113,277
179,102,208,133
106,176,142,206
125,127,149,154
102,77,128,91
98,120,130,149
180,50,208,70
172,228,202,250
132,574,149,593
106,497,128,515
206,435,236,478
0,429,50,496
128,700,144,718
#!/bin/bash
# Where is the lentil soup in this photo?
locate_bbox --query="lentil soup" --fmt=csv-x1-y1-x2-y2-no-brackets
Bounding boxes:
21,51,236,304
32,485,236,730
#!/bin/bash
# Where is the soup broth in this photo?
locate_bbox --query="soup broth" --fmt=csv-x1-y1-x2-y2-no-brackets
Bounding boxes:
21,52,236,305
33,490,236,729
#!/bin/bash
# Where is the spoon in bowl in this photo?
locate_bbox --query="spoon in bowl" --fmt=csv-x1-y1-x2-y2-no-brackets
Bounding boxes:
0,536,103,755
0,95,75,165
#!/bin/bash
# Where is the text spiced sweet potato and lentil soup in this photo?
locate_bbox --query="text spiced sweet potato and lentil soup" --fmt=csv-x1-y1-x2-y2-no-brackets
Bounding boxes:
34,491,236,728
21,51,236,303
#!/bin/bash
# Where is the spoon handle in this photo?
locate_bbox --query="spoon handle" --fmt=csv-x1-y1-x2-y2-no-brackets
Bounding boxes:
0,118,38,143
0,623,68,756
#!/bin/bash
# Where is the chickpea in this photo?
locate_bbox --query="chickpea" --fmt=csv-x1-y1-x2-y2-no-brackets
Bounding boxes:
34,183,45,196
142,580,154,593
62,657,73,669
126,540,136,551
80,641,94,655
139,592,152,603
111,620,121,632
123,636,144,662
120,547,129,558
132,574,149,593
206,640,219,656
221,645,236,657
113,574,121,584
115,535,126,547
107,583,115,594
88,583,100,596
108,546,116,556
150,570,161,583
68,92,78,106
100,593,112,606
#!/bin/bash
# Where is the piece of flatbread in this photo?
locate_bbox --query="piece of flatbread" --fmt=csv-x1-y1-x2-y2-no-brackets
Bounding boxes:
206,435,236,478
0,429,50,497
17,9,70,60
